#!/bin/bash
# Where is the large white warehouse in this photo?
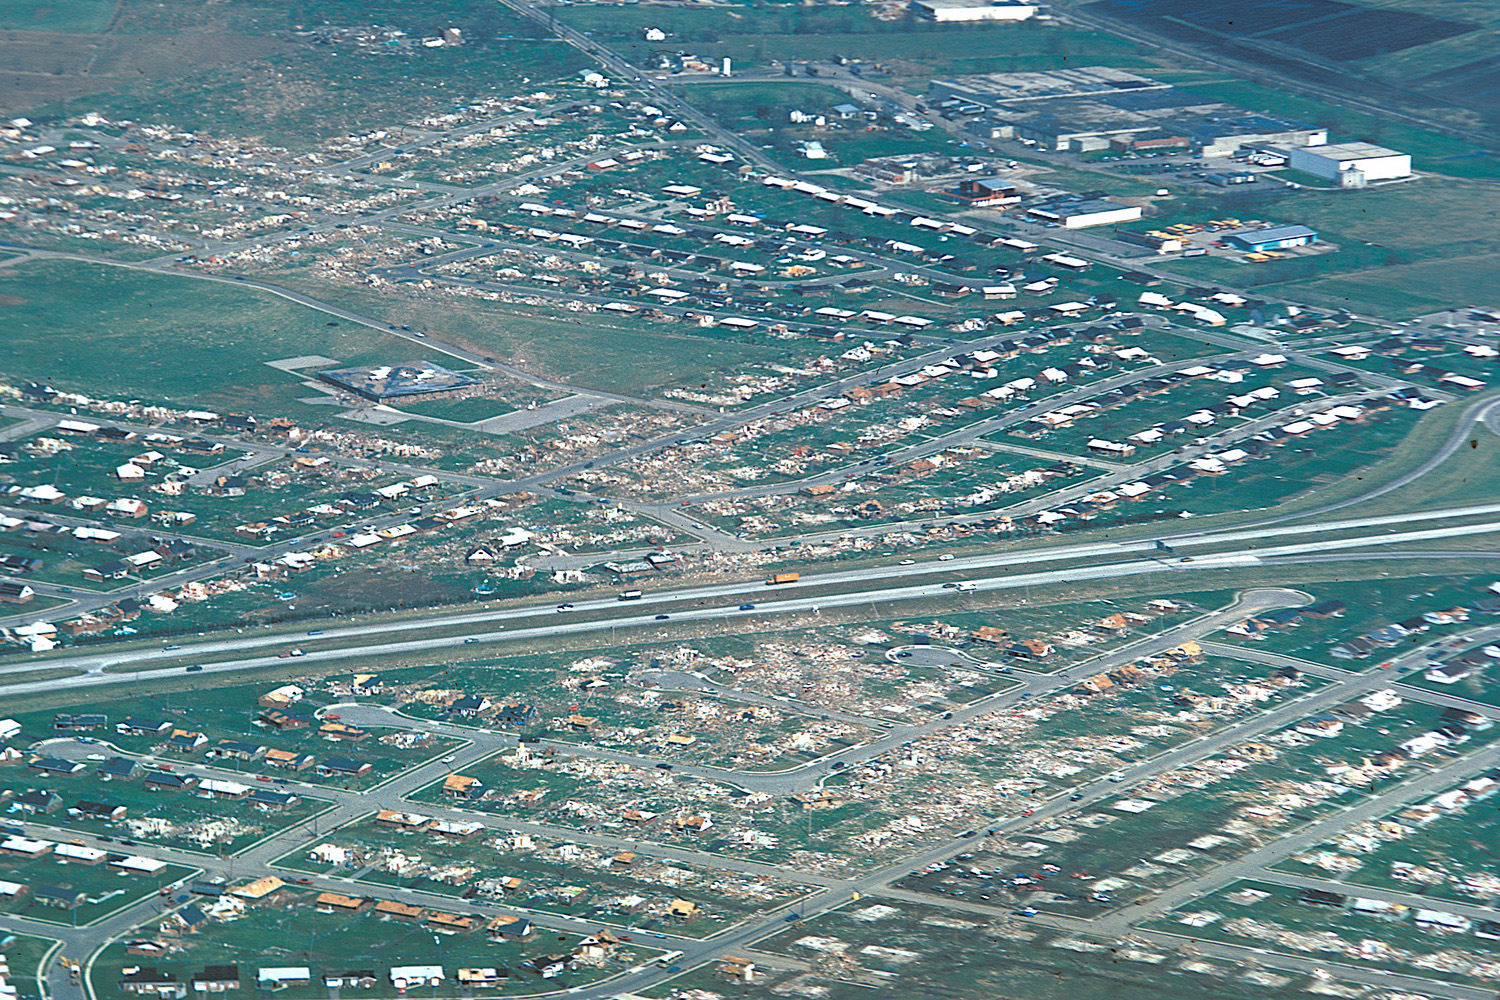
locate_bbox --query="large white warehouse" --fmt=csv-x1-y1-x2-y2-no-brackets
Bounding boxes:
1288,141,1411,187
1027,198,1142,230
911,1,1037,22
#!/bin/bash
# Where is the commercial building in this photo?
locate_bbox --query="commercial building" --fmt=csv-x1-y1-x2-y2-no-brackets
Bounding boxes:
1203,170,1258,187
1113,230,1183,253
911,0,1037,21
956,178,1020,206
1028,198,1142,229
1223,224,1318,252
1109,131,1189,153
1286,141,1411,187
316,363,482,403
933,67,1325,154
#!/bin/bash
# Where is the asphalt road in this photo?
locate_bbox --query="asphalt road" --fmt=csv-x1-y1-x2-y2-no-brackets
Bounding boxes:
6,507,1498,696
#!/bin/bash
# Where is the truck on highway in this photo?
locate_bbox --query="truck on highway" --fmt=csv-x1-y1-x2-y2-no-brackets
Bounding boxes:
618,590,643,601
767,572,800,585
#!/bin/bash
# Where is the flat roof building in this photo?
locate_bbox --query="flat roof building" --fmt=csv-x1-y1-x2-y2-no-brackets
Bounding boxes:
911,0,1036,21
316,363,482,403
1286,141,1410,187
1224,225,1318,252
1028,198,1142,229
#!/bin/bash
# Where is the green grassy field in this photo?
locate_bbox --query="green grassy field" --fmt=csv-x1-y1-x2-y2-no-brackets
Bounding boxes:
0,0,114,32
562,6,1149,79
1321,396,1500,517
0,437,248,501
674,80,958,166
1291,254,1500,318
0,260,455,414
905,694,1471,916
1211,570,1500,668
268,279,799,399
0,762,330,854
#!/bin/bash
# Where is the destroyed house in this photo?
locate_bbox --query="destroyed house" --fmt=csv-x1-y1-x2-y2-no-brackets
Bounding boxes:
249,789,301,810
1298,888,1347,908
119,968,185,997
495,703,536,726
53,713,107,731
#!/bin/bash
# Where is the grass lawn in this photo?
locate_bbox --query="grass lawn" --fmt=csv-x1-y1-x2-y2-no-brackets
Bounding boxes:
674,80,959,166
1326,397,1500,517
1213,571,1500,668
674,82,850,130
1165,406,1425,517
84,42,588,152
1290,254,1500,318
908,697,1499,918
0,933,57,1000
390,397,515,423
0,259,455,415
0,0,114,32
563,6,1149,79
0,531,222,589
268,279,798,400
0,436,248,502
1243,389,1494,526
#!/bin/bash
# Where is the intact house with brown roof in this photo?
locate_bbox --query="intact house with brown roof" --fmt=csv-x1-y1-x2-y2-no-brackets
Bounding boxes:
263,750,314,771
426,911,481,933
315,892,371,914
374,899,427,921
